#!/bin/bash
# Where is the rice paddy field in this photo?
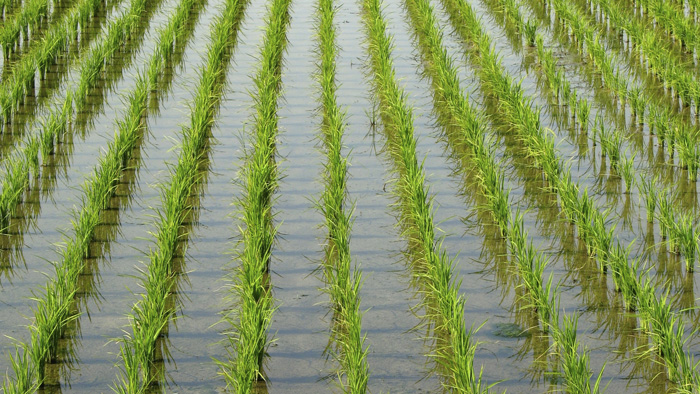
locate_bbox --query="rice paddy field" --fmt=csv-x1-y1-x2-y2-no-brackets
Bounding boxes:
2,0,700,392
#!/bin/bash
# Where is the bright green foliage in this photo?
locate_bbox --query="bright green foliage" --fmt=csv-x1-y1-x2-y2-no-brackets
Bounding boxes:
313,0,370,391
215,0,291,391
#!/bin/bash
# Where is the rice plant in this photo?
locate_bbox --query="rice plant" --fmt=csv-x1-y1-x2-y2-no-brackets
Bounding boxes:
215,0,289,391
313,0,370,390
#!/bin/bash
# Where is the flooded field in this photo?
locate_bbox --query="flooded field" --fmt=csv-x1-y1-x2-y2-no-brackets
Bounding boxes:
1,0,700,392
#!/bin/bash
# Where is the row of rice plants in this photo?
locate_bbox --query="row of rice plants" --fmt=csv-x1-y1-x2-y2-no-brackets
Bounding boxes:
532,0,700,180
360,0,495,390
532,31,700,275
0,0,123,152
402,0,604,391
217,0,290,390
112,0,249,391
494,1,645,192
502,0,700,283
581,0,700,113
313,0,369,390
634,0,700,54
0,0,49,60
442,0,700,388
641,179,700,272
0,0,111,126
0,0,166,236
0,0,203,390
515,0,700,270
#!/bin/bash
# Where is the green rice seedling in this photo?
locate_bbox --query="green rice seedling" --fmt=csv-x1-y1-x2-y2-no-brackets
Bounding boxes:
638,175,657,223
578,98,591,132
1,345,38,393
619,153,635,193
523,20,537,46
674,213,698,272
675,126,700,180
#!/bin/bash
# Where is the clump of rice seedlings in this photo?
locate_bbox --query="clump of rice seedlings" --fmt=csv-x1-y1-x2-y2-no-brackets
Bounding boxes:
619,153,635,193
675,126,700,181
0,152,31,233
674,213,698,272
597,122,622,165
215,0,289,392
627,86,646,122
313,0,370,391
638,175,657,223
577,99,591,132
523,20,537,46
360,0,494,391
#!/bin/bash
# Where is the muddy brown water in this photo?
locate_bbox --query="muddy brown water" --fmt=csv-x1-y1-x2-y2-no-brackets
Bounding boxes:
0,0,698,392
